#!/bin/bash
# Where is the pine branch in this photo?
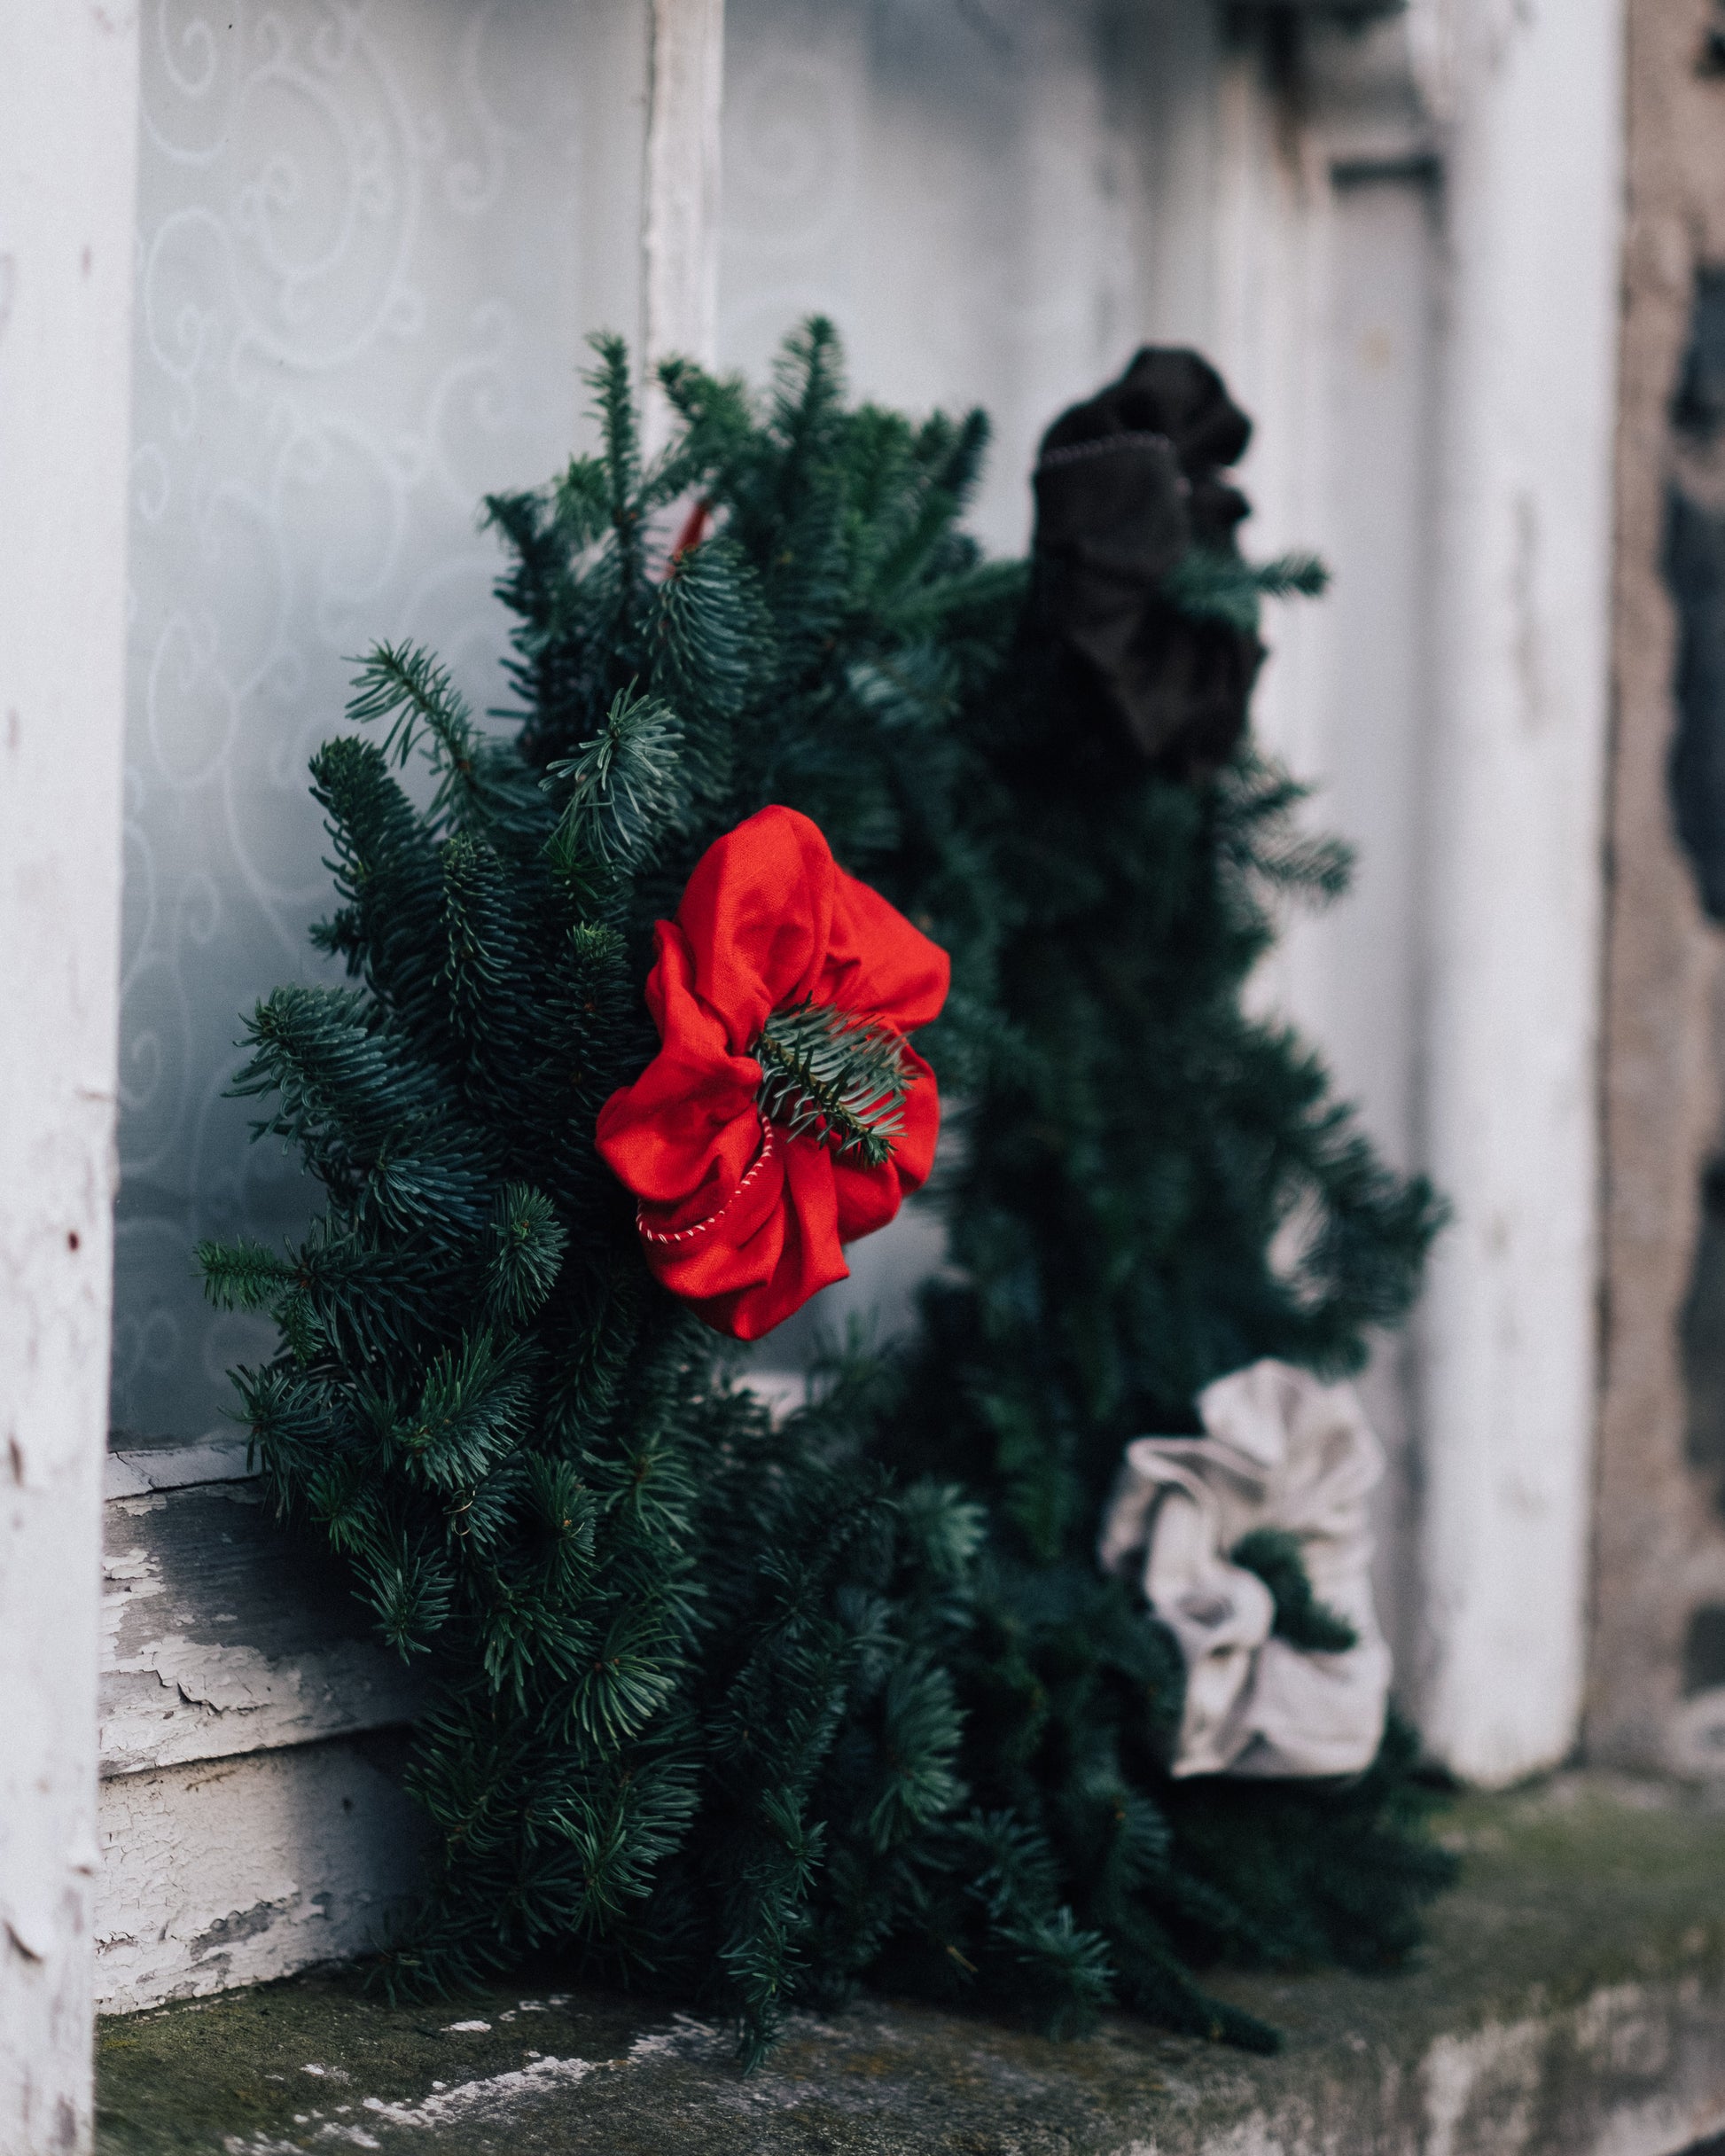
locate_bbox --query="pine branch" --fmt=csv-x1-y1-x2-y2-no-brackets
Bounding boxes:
1229,1527,1359,1653
870,475,970,607
772,316,846,474
483,1183,568,1322
1252,551,1331,603
545,684,686,878
210,1221,450,1372
585,333,644,582
232,983,434,1155
439,832,548,1096
308,735,449,1043
753,999,910,1167
197,1237,294,1311
884,558,1030,634
863,1657,966,1852
653,356,759,509
231,1364,335,1508
203,319,1453,2068
348,641,475,775
917,405,992,517
441,833,515,1012
519,1456,597,1588
362,1526,457,1658
478,1578,597,1706
844,644,956,735
397,1332,536,1494
649,534,765,734
233,984,494,1248
895,1480,987,1587
995,1905,1115,2042
307,1451,386,1558
551,457,613,554
1218,752,1354,906
1159,547,1331,635
347,643,546,839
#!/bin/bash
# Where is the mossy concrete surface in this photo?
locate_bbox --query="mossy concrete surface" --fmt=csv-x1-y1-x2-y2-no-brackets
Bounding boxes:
96,1773,1725,2155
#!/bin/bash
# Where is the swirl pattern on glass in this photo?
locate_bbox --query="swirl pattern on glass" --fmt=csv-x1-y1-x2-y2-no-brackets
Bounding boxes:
115,0,646,1438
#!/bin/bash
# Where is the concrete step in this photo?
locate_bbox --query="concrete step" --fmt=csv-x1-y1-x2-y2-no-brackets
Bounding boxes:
95,1771,1725,2156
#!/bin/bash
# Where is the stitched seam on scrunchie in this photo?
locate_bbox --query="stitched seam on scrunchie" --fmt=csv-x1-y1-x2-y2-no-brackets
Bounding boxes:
1036,431,1175,470
636,1123,777,1248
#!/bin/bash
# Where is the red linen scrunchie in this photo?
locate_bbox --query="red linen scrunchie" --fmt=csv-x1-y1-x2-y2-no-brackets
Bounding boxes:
594,805,949,1340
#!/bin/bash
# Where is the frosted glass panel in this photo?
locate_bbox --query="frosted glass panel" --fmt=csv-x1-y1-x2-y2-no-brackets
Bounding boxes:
114,0,647,1439
721,0,1216,1373
719,0,1204,557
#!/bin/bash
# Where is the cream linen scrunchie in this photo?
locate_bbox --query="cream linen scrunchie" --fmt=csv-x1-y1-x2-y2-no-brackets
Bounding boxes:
1097,1359,1392,1778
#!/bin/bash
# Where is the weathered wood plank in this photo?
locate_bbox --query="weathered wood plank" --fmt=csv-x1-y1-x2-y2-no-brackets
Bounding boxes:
105,1432,254,1501
98,1378,803,1780
94,1736,425,2013
102,1477,425,1778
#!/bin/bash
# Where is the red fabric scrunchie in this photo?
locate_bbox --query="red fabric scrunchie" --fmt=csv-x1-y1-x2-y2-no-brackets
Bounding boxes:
594,805,949,1340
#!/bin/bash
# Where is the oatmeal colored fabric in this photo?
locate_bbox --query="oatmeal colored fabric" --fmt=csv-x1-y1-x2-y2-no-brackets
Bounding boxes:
1097,1359,1392,1778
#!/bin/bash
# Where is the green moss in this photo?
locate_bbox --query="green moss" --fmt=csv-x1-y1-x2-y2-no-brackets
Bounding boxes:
96,1775,1725,2155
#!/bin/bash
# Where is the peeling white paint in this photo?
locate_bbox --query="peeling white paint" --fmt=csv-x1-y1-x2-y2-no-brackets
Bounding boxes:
1414,0,1627,1785
88,1456,429,2015
1423,2016,1547,2156
626,2015,720,2063
218,2018,731,2152
0,2,141,2146
229,2129,380,2154
101,1632,422,1778
95,1742,424,2014
360,2057,597,2129
98,1482,424,1777
220,2063,607,2152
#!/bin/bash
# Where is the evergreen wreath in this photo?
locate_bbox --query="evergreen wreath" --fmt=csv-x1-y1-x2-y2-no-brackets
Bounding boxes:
199,322,1453,2068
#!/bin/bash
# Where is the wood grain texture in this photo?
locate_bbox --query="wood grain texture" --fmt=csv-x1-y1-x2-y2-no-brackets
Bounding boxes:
97,1443,431,2010
1589,0,1725,1776
94,1736,425,2014
1,1,141,2133
101,1475,425,1779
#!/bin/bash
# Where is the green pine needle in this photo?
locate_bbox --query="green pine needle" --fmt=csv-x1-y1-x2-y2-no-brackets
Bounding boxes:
753,999,910,1166
348,641,473,769
347,643,546,838
551,456,612,553
484,1184,567,1322
363,1530,456,1659
585,332,642,535
545,684,686,875
1231,1527,1360,1653
396,1332,535,1494
197,1237,294,1311
1160,547,1331,635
